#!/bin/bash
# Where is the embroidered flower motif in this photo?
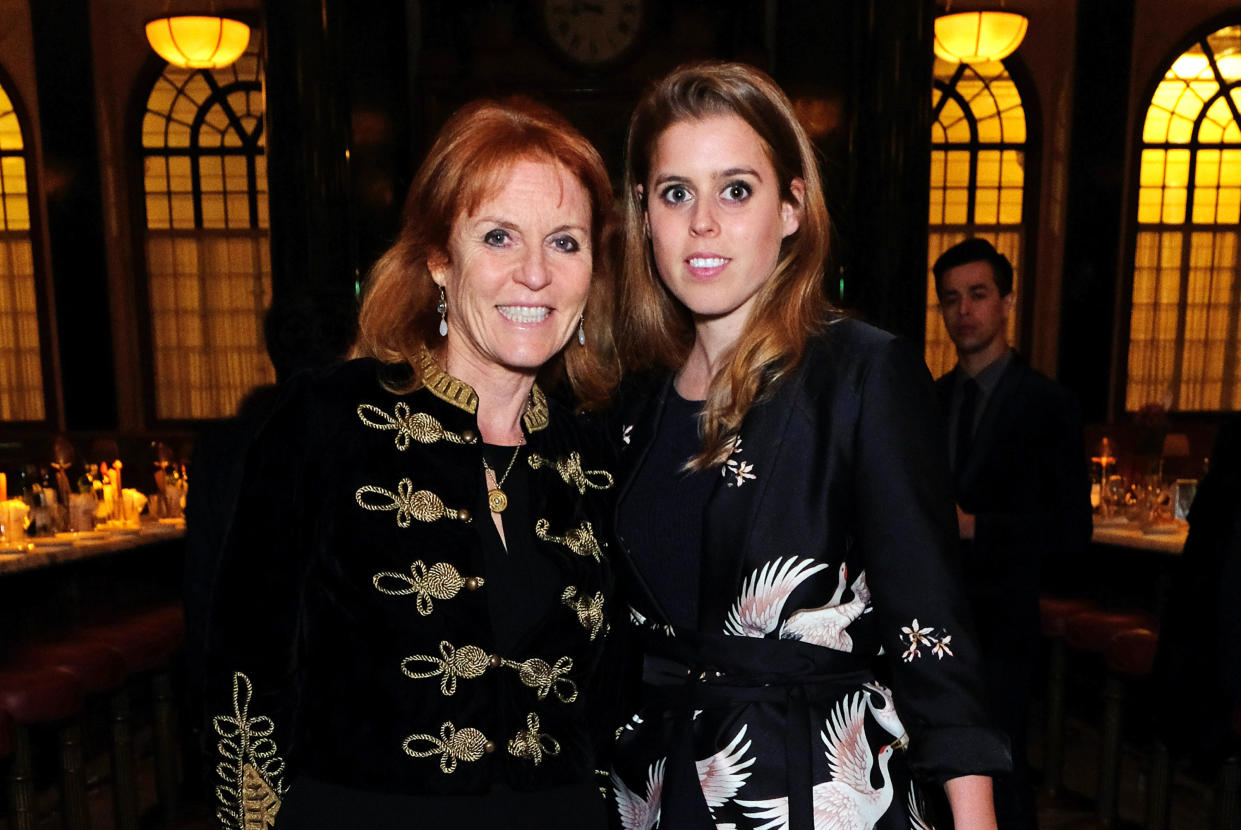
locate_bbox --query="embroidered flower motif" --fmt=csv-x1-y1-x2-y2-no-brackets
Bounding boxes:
899,619,955,663
722,436,755,487
622,424,633,445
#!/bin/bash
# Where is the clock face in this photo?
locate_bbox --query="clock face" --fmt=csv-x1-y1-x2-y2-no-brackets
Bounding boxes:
541,0,644,67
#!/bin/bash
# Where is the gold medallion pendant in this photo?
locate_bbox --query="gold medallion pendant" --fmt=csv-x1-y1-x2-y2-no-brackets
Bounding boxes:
483,442,523,514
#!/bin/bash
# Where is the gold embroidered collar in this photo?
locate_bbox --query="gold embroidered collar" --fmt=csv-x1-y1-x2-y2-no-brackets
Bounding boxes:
416,345,549,433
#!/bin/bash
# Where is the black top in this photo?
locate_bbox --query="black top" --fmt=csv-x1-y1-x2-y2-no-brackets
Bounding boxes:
616,389,713,629
477,443,558,654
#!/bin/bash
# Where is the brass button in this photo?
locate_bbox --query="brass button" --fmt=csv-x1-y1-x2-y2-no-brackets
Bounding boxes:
462,429,478,444
488,654,502,668
465,577,481,591
483,741,496,754
458,508,472,523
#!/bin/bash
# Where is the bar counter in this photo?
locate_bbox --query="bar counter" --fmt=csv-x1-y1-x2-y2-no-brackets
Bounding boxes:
1090,521,1187,555
0,521,186,644
0,521,186,576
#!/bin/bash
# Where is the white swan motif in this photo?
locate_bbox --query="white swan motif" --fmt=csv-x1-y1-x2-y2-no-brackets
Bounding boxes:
738,692,895,830
612,758,664,830
779,570,872,653
724,557,834,638
613,725,756,830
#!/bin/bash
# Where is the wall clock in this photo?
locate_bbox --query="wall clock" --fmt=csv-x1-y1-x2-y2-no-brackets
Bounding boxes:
539,0,646,69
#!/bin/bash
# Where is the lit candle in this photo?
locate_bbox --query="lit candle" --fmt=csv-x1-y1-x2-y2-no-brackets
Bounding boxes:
0,472,6,502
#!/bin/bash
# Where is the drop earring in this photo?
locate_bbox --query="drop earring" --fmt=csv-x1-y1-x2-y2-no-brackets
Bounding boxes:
577,314,586,346
436,286,448,337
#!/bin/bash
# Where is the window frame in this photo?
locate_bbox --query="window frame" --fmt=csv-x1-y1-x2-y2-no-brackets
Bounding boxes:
127,46,272,427
926,55,1041,379
0,61,57,428
1118,13,1241,415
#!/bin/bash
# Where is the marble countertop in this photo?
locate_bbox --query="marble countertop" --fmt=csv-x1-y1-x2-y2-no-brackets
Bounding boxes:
0,521,186,575
1091,520,1187,555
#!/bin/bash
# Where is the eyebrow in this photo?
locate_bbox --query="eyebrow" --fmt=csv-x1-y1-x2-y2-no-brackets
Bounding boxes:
651,166,763,187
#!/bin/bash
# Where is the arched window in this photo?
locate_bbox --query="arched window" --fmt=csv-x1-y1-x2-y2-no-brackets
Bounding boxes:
141,40,273,420
926,58,1027,378
0,73,45,422
1127,23,1241,411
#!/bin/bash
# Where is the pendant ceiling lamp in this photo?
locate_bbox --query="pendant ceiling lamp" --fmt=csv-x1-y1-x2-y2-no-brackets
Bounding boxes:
145,14,250,69
933,10,1028,64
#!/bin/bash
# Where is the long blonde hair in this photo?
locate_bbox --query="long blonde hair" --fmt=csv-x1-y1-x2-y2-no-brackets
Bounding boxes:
353,97,619,410
621,62,833,468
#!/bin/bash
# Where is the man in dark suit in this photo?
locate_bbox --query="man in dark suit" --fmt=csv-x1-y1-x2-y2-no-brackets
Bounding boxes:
932,238,1093,830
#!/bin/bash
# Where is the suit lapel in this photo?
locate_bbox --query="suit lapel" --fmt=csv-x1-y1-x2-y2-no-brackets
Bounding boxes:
613,374,678,627
959,358,1025,488
698,375,801,629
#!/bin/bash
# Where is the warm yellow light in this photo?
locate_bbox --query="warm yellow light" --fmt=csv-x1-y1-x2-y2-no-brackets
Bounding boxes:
933,11,1028,64
145,16,250,70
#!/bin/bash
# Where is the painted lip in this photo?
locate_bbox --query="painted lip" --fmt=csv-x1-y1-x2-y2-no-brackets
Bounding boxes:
497,305,551,324
685,253,730,279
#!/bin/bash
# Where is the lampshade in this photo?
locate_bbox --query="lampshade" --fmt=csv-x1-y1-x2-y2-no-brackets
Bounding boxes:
145,16,250,70
933,11,1028,64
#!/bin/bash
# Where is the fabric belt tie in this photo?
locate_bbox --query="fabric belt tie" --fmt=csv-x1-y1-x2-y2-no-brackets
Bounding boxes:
642,663,873,830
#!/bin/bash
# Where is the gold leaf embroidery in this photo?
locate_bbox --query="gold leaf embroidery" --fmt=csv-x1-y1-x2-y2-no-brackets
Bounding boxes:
373,561,482,616
527,452,614,493
240,764,280,830
500,655,577,703
402,641,491,696
561,586,606,641
357,402,477,450
535,519,606,562
212,673,285,830
403,722,491,773
356,478,470,526
507,713,560,766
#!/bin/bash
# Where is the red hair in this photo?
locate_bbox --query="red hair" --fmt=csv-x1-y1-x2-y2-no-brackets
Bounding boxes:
353,96,619,409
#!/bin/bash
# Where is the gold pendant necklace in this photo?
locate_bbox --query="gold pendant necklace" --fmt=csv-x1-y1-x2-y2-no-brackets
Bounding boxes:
483,443,523,513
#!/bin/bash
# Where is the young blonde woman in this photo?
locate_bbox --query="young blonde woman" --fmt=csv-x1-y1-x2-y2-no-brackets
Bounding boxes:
608,62,1009,830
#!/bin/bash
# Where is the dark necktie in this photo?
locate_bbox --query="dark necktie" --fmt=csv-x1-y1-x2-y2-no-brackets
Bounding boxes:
955,377,979,480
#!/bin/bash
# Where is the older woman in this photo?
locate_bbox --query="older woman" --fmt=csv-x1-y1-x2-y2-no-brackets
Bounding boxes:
608,62,1009,830
198,97,621,830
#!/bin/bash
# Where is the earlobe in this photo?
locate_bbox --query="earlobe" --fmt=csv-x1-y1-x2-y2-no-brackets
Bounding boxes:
781,178,806,238
427,252,450,287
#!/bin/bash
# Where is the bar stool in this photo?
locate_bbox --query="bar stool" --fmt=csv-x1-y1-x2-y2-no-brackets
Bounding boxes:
9,639,129,830
83,602,185,824
1105,626,1170,830
1064,608,1157,826
0,707,14,828
1215,705,1241,830
1038,595,1096,799
0,668,88,830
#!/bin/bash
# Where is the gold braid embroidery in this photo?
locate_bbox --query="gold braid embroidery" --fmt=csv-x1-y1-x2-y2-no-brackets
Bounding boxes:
507,713,561,766
535,519,606,562
373,561,482,616
561,586,607,641
500,655,577,702
212,672,285,830
527,452,614,493
356,478,470,527
402,642,491,696
403,722,491,773
357,402,477,451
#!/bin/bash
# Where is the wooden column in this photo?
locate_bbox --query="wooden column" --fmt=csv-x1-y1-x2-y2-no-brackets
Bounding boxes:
28,0,116,429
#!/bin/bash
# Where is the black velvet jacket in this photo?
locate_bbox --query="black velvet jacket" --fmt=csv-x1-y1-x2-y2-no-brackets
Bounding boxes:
199,355,620,829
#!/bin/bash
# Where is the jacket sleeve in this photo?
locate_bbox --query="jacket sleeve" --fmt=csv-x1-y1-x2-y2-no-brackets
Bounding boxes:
852,336,1011,782
198,375,318,829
